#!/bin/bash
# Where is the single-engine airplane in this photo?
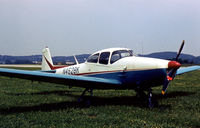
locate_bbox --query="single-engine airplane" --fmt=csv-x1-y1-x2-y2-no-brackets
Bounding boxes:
0,40,200,107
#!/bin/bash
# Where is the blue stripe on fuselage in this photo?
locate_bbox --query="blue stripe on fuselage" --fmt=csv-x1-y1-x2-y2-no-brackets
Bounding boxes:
84,69,167,89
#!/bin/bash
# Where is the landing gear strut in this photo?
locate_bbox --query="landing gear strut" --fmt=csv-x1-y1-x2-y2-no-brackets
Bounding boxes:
78,88,93,106
148,88,154,108
136,87,155,108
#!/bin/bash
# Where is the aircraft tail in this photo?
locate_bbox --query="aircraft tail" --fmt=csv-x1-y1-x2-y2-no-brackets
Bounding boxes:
42,47,54,71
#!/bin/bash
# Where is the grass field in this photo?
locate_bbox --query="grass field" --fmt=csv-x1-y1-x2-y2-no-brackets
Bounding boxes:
0,67,200,128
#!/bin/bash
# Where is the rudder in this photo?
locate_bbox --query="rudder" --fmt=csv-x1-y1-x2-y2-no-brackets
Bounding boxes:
42,47,54,71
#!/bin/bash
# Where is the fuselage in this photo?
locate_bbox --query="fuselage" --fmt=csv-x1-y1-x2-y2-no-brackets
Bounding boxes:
55,48,170,90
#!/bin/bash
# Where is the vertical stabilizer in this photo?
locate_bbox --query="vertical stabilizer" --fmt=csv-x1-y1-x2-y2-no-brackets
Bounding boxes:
42,47,54,71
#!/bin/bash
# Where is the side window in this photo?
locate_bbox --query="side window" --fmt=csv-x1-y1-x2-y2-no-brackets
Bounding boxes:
110,51,121,64
99,52,110,65
87,53,99,63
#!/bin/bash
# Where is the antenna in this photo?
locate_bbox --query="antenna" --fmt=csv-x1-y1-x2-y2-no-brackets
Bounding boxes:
73,55,79,64
141,41,144,55
139,40,144,55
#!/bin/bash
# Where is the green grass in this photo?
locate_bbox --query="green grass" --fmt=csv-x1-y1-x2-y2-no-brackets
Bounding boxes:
0,68,200,128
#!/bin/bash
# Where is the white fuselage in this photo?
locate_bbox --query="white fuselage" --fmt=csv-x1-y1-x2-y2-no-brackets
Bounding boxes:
55,49,169,76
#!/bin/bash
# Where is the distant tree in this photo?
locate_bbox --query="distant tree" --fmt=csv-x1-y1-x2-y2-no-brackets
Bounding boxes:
5,60,12,64
15,59,33,64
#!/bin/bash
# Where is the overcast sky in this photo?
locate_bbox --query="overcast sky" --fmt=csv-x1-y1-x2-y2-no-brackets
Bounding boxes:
0,0,199,56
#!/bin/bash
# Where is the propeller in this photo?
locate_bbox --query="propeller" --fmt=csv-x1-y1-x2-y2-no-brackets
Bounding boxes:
162,40,185,95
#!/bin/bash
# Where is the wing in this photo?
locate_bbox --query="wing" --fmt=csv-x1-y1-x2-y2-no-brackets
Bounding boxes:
176,66,200,75
0,68,121,89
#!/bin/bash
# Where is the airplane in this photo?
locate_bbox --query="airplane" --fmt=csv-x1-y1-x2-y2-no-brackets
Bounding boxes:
0,40,200,107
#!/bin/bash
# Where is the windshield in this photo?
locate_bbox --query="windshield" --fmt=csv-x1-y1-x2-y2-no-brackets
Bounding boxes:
110,50,133,64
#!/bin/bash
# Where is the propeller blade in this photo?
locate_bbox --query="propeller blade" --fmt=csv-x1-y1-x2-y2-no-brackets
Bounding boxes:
162,79,169,95
175,40,185,61
162,68,177,95
162,40,185,95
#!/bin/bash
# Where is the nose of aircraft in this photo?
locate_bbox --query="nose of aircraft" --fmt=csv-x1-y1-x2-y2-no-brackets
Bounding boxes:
168,61,181,69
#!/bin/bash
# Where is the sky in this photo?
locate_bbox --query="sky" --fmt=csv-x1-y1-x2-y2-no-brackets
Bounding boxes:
0,0,199,56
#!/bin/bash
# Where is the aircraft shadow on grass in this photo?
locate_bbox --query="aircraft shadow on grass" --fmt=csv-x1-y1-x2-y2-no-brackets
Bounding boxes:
0,90,195,115
6,90,82,96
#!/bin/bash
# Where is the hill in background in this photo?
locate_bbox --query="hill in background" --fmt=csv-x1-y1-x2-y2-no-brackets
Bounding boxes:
139,52,200,64
0,54,90,65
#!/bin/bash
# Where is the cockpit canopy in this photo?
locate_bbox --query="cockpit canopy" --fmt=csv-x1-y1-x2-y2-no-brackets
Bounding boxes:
87,48,134,65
